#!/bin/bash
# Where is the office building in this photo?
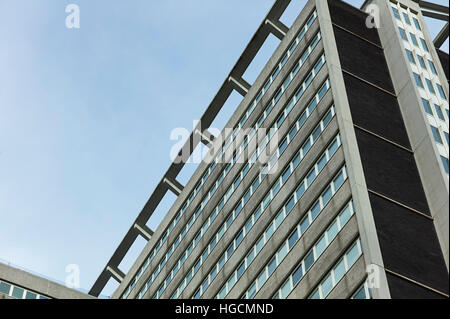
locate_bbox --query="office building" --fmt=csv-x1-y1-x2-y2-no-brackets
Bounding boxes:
82,0,448,299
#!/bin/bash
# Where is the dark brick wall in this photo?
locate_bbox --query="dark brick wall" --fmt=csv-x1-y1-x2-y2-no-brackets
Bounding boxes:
328,0,448,298
436,49,449,82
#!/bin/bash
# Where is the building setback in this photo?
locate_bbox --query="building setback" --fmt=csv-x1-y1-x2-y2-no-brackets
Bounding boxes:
89,0,449,299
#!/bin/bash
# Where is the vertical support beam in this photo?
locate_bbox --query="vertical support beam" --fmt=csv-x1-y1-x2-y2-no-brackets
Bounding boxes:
134,223,154,241
163,177,184,196
106,266,125,283
265,19,289,40
228,76,251,96
315,0,391,299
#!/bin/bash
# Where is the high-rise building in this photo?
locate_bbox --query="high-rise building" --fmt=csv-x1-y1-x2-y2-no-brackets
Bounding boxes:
89,0,449,299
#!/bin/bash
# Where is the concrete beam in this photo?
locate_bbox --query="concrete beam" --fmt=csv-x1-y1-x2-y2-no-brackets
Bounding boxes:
434,22,449,48
134,223,154,241
420,0,449,21
106,266,125,283
265,19,289,40
228,76,251,96
163,177,184,196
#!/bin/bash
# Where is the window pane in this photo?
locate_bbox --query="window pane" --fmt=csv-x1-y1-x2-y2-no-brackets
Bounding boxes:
413,17,421,30
399,28,407,41
292,265,304,286
334,259,346,283
288,229,299,249
0,282,11,295
304,251,315,271
434,104,445,121
328,221,339,241
422,98,433,115
12,286,24,299
431,125,443,144
346,243,361,267
413,73,423,88
315,236,327,256
405,49,415,64
402,13,411,25
321,274,334,298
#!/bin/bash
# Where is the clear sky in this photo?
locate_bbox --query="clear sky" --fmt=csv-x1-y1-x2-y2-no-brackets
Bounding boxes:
0,0,448,297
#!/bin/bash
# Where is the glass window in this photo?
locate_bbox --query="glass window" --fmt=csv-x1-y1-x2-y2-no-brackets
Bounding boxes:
417,55,426,69
422,98,433,115
426,79,435,94
321,274,334,297
402,12,411,25
302,139,312,156
437,84,447,100
322,186,332,205
405,49,415,64
410,33,419,47
0,282,11,295
307,169,316,186
289,229,299,249
346,243,361,267
428,60,437,75
25,291,37,299
268,256,277,275
300,216,310,234
398,27,407,41
333,259,346,283
353,285,370,299
420,38,429,52
413,72,424,88
431,125,443,144
441,156,449,174
311,201,321,219
413,17,421,30
328,221,339,242
292,265,304,286
304,251,315,271
434,104,445,121
333,171,345,189
280,281,291,299
315,236,327,256
12,286,24,299
237,262,245,279
339,205,352,226
392,7,400,20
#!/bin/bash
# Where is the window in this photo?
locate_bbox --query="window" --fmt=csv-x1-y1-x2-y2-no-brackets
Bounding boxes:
420,38,429,52
437,84,447,100
441,156,449,174
0,282,11,295
403,13,411,25
399,27,407,41
426,79,435,94
428,60,437,75
413,72,424,88
434,104,445,121
431,125,443,144
410,33,419,47
11,286,24,299
422,98,433,115
413,17,421,30
392,7,400,20
417,55,426,69
406,49,415,64
445,132,449,146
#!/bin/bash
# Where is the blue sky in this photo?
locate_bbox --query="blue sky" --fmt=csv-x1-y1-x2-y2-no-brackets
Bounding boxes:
0,0,448,297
